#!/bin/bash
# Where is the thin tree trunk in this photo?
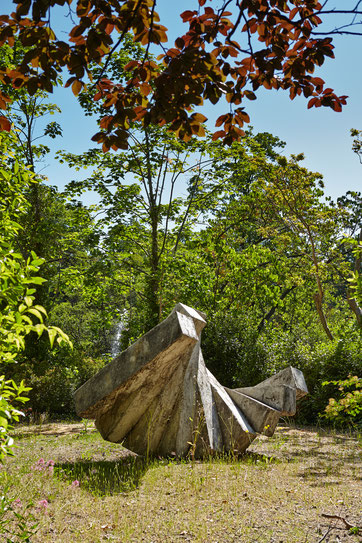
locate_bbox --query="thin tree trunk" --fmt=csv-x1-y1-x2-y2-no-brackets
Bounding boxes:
313,291,334,340
305,225,334,341
346,228,362,328
346,296,362,327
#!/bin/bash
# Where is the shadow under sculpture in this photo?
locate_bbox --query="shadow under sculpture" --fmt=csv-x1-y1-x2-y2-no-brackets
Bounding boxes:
74,304,308,457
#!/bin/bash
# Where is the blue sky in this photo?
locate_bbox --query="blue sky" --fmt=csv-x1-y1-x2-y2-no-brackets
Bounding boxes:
2,1,361,202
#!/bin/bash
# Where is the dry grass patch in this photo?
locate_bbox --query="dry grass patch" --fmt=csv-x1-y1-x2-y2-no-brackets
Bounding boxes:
1,423,360,542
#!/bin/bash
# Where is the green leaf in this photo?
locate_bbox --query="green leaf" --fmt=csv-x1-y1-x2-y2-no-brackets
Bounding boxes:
48,328,57,348
27,308,44,321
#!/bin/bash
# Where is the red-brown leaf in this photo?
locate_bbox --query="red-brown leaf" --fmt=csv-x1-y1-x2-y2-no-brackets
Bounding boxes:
180,10,197,23
0,116,11,131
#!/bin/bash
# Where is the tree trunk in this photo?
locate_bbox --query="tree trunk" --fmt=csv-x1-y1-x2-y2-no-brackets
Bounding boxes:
313,291,334,341
346,228,362,328
346,296,362,327
146,207,161,328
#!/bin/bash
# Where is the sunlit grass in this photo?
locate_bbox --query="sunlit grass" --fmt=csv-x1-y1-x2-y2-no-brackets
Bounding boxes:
1,423,360,542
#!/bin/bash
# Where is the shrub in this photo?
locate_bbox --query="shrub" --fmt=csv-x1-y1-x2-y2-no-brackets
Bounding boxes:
320,375,362,428
12,349,107,418
202,310,362,424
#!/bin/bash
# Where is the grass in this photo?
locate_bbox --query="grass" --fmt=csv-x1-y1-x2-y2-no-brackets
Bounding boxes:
0,422,361,542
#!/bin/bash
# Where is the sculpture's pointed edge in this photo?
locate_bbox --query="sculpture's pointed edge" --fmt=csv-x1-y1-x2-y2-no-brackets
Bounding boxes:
225,388,281,437
74,310,199,418
234,366,308,416
171,303,206,337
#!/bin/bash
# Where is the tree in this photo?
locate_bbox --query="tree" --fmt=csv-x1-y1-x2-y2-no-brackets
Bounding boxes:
0,131,69,458
0,1,359,148
0,41,62,170
0,38,64,267
177,144,360,340
336,190,362,328
60,125,217,329
60,48,291,332
351,128,362,164
255,157,340,339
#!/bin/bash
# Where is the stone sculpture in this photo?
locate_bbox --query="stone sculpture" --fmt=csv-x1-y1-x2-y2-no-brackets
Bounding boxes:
74,304,308,457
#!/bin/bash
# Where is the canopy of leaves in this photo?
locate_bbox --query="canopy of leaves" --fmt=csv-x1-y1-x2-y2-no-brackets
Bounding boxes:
0,1,357,147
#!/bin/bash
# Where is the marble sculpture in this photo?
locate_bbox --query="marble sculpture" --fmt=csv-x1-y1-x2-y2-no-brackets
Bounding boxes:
74,304,308,457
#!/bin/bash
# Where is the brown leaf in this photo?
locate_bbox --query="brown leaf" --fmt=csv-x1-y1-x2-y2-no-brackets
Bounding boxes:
307,97,318,109
71,79,83,96
181,10,197,23
175,37,184,49
212,130,226,141
191,112,207,123
0,116,11,132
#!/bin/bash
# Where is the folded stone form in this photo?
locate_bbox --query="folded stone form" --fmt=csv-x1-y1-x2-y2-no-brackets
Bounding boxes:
74,304,308,457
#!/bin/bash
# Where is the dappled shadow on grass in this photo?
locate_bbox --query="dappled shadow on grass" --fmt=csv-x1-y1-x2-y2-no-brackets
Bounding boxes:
238,451,282,466
309,480,344,488
285,448,361,463
56,456,151,496
55,450,281,496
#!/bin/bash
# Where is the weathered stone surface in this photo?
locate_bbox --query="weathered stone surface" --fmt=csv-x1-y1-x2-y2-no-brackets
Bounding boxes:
234,367,308,416
74,305,308,457
75,309,199,419
225,388,281,437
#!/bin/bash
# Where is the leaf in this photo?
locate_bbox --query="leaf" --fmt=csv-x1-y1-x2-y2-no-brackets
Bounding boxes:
308,97,320,109
243,90,256,100
0,416,8,430
175,37,184,49
191,113,207,123
27,78,38,96
24,296,33,307
181,10,197,22
27,308,44,321
0,116,11,132
139,82,152,96
212,130,226,140
23,277,46,285
72,79,83,96
48,328,57,348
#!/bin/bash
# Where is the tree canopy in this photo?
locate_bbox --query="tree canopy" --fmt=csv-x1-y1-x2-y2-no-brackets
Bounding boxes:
0,1,360,147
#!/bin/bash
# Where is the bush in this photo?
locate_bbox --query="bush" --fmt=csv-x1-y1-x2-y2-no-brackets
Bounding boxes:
12,348,107,419
202,310,362,424
321,375,362,429
202,311,271,388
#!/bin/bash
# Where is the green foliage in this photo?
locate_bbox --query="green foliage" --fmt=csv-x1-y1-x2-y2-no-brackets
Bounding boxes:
0,40,62,169
321,375,362,428
202,311,270,389
201,308,362,424
0,71,358,427
54,122,361,424
0,377,30,459
351,128,362,164
23,353,106,417
346,239,362,303
0,131,70,456
0,154,70,363
59,123,214,329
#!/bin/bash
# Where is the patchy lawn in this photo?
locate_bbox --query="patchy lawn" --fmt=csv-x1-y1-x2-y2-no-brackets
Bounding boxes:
1,423,361,542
